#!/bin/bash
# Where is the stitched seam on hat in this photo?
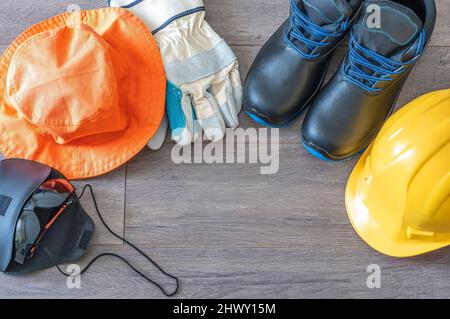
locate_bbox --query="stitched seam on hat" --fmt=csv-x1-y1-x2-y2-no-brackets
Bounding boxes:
0,8,164,178
8,31,115,127
70,10,165,177
91,14,165,158
69,9,165,177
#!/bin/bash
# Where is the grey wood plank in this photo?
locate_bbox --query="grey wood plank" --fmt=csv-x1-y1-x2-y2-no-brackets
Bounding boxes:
123,44,450,298
125,143,356,248
0,0,449,299
0,0,448,46
0,1,128,246
124,46,450,247
206,0,450,47
0,0,102,46
0,245,449,299
72,168,126,245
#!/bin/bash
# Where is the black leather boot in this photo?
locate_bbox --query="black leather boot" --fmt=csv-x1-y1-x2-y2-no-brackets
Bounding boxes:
302,0,437,161
244,0,363,127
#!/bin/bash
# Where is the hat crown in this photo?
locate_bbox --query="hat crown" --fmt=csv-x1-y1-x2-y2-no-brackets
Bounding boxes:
6,25,128,144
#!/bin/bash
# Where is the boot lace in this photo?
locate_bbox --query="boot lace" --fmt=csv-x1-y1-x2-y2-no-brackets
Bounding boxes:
284,0,350,59
343,30,425,92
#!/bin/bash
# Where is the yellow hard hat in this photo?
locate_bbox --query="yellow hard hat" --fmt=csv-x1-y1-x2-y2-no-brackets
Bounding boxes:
346,89,450,257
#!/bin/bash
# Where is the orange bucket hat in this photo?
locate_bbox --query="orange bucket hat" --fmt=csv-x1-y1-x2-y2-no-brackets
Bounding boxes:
0,8,166,179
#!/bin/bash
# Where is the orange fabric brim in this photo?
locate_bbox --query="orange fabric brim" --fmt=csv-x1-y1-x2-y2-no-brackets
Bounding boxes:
0,8,166,180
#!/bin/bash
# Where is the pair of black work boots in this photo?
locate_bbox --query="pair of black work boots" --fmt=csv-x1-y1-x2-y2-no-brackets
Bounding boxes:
244,0,436,161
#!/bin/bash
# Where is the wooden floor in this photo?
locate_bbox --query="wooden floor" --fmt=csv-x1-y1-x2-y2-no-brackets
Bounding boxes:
0,0,449,299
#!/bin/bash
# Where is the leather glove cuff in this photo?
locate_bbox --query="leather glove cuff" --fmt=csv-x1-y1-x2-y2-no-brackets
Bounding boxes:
109,0,205,33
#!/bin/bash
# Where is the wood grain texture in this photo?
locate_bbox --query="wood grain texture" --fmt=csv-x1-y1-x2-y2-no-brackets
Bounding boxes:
0,0,448,46
206,0,449,47
0,0,127,245
0,245,449,299
0,0,449,299
72,168,126,245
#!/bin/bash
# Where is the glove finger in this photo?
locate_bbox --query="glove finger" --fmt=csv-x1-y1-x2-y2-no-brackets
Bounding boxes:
147,113,168,151
166,81,197,146
172,93,198,146
193,90,226,143
183,93,200,144
210,77,239,128
230,65,243,114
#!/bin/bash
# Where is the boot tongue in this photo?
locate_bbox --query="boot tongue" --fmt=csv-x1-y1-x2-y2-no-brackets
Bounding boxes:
301,0,361,31
353,0,423,61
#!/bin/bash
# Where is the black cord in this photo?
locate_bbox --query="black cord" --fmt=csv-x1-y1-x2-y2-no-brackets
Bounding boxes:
44,184,180,297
